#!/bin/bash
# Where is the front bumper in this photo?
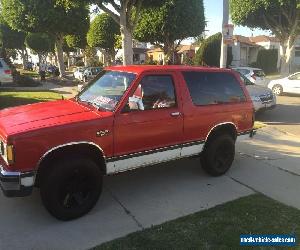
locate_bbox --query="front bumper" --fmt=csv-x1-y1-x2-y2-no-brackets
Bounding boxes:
0,165,35,197
253,101,276,112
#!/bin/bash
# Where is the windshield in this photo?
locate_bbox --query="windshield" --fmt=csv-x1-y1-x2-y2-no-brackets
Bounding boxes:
77,70,136,111
253,70,265,77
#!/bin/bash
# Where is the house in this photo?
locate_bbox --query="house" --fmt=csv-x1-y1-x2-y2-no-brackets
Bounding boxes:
133,47,148,64
230,35,300,71
147,47,165,64
230,35,261,67
177,45,199,64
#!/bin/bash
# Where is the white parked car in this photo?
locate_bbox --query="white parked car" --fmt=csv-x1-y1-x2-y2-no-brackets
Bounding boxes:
268,72,300,95
233,67,267,86
238,72,276,112
73,67,86,81
0,58,13,85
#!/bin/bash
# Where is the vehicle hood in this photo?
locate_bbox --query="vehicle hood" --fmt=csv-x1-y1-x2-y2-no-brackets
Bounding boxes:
0,99,111,136
246,85,272,97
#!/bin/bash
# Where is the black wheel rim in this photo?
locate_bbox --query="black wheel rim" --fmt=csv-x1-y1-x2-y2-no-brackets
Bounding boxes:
59,168,93,209
214,142,233,170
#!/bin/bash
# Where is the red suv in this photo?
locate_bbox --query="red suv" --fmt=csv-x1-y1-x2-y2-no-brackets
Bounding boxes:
0,66,255,220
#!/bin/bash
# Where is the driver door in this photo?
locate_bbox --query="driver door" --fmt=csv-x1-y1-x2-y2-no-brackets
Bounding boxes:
112,72,184,173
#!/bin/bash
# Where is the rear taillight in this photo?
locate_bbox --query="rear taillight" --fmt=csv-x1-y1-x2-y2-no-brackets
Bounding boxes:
4,70,11,75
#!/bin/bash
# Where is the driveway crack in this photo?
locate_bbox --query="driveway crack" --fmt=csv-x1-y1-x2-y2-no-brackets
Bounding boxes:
104,186,145,230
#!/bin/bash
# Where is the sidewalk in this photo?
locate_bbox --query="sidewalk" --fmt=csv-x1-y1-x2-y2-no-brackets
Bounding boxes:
0,126,299,250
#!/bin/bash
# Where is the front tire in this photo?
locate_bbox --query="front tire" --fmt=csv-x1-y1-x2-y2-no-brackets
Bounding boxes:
272,84,283,96
40,157,103,221
201,134,235,176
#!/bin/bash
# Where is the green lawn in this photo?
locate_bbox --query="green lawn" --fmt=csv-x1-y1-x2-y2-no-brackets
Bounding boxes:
18,69,50,78
0,91,62,110
94,194,300,250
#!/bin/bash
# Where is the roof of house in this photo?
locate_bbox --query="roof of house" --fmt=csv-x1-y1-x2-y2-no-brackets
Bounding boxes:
133,47,149,54
249,35,279,43
177,45,196,54
233,35,259,46
147,47,164,53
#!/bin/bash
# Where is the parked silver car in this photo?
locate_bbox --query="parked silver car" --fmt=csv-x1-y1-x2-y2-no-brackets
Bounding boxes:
0,58,13,85
233,67,267,86
238,72,276,112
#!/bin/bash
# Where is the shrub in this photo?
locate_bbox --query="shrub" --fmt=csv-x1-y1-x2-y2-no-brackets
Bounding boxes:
13,71,40,87
194,32,232,67
144,58,158,65
255,49,278,74
75,60,85,67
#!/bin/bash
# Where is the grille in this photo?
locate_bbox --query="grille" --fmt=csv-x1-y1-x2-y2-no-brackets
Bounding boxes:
259,93,273,103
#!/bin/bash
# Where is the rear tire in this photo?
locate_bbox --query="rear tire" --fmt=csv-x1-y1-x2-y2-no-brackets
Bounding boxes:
272,84,283,96
201,134,235,176
40,157,103,221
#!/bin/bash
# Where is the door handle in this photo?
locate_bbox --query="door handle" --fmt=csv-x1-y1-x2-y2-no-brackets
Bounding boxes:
170,112,181,117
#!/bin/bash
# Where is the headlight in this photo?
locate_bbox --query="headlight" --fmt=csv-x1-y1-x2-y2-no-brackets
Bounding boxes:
251,96,261,102
0,140,14,165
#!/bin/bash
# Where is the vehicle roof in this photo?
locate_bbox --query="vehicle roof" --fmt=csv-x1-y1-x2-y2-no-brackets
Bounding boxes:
232,67,263,71
105,65,233,74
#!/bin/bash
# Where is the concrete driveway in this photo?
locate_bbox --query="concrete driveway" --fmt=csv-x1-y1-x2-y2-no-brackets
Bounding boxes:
0,127,300,250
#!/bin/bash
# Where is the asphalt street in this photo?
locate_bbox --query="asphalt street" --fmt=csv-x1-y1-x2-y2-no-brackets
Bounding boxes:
256,95,300,136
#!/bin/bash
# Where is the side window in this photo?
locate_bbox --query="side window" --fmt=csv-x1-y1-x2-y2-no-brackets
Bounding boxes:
0,61,3,68
127,75,176,111
182,71,246,106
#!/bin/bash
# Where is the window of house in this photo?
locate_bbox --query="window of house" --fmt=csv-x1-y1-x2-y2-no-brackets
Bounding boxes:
182,71,246,106
127,75,177,111
295,48,300,57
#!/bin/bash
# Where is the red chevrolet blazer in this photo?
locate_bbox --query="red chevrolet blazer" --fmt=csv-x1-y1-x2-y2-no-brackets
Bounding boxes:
0,66,255,220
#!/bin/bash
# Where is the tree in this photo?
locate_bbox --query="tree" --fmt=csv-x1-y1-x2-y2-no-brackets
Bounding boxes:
57,0,163,65
87,13,120,65
230,0,300,75
134,0,205,64
2,0,90,77
25,33,55,64
194,33,232,67
0,18,26,67
65,34,87,50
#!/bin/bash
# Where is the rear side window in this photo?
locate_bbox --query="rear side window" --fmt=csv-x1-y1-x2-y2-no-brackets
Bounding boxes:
183,71,246,106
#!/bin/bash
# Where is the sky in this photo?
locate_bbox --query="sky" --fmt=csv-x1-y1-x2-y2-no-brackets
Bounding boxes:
203,0,271,37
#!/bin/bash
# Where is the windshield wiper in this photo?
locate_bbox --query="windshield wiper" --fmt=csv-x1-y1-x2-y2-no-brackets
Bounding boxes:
77,98,100,110
77,98,110,112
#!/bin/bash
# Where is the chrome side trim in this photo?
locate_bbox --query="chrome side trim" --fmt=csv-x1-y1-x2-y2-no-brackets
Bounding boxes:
36,141,106,170
205,122,238,142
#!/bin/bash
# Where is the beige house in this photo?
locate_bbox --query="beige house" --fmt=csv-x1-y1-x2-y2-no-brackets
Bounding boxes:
230,35,300,71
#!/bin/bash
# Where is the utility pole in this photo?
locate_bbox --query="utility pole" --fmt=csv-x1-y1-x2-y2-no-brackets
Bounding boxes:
220,0,229,68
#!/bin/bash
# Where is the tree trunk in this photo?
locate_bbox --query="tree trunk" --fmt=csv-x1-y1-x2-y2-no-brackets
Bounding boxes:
163,43,174,65
280,36,295,75
19,49,28,69
120,12,133,65
55,34,66,78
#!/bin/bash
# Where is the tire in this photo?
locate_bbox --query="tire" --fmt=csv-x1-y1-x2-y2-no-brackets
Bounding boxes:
272,84,283,96
201,134,235,176
40,157,103,221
